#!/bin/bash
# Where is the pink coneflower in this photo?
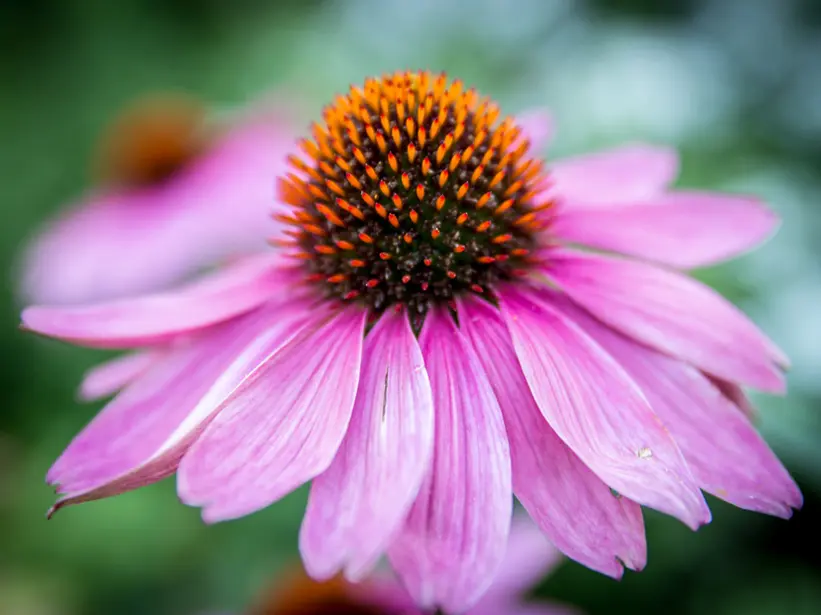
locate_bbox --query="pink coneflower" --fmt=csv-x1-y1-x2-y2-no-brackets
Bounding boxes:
24,72,800,613
20,92,295,304
248,518,572,615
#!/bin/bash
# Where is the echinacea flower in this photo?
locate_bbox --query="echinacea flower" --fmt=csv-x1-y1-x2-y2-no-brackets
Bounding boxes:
247,517,573,615
25,72,801,614
20,92,295,304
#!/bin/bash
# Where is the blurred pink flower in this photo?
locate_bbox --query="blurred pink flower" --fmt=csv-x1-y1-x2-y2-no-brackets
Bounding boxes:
247,518,572,615
20,93,295,304
24,72,801,614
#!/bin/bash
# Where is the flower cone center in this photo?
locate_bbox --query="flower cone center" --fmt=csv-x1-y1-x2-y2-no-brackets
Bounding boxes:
95,93,211,188
278,71,554,318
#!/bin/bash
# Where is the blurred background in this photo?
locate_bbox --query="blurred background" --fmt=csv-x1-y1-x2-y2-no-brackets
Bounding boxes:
1,0,820,613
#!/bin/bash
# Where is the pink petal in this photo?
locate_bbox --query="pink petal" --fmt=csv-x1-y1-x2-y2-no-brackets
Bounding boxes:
388,308,512,614
78,350,161,401
300,308,434,581
550,144,678,208
172,111,296,250
459,297,646,577
709,377,757,420
563,303,802,517
20,190,186,306
544,249,788,391
20,115,294,305
177,306,366,522
500,286,710,529
21,255,289,349
47,301,312,513
552,192,779,269
516,109,554,155
472,515,562,608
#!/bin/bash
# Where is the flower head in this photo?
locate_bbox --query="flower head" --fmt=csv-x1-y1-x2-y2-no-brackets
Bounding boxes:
20,92,295,304
24,72,800,614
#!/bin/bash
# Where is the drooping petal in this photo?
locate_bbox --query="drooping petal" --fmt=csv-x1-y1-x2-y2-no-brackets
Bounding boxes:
78,350,161,401
551,192,779,269
500,286,709,529
22,255,289,349
388,308,512,614
561,302,802,517
177,306,367,522
550,144,678,208
544,249,788,390
516,109,554,155
300,308,434,582
47,300,313,513
459,297,646,577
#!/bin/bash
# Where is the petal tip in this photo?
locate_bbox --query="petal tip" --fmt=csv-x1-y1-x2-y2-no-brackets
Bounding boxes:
20,305,82,342
770,345,791,372
342,565,369,585
786,483,804,511
76,385,97,403
46,497,70,519
298,551,339,584
610,559,630,579
625,558,645,574
618,539,648,574
688,500,713,531
19,307,45,334
762,371,788,395
770,505,796,520
200,505,234,525
175,471,203,508
45,466,60,486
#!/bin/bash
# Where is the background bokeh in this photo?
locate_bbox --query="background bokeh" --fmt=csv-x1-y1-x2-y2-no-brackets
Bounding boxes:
1,0,820,613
